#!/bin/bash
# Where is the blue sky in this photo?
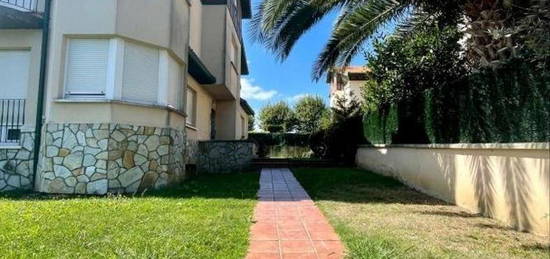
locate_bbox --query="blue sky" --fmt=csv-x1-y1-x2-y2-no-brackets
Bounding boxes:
241,1,367,114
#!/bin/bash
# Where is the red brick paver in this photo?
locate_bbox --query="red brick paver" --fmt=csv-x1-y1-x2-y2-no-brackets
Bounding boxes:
247,168,344,259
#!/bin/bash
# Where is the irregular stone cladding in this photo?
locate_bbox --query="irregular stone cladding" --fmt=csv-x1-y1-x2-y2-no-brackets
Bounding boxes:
0,131,34,192
186,138,199,164
36,123,187,195
197,141,254,174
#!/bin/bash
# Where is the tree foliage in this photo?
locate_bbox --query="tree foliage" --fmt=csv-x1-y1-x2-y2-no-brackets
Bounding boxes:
251,0,463,80
363,25,467,111
294,95,328,133
248,115,256,131
258,102,296,133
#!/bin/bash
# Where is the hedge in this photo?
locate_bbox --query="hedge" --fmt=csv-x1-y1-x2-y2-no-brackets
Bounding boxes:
363,59,550,144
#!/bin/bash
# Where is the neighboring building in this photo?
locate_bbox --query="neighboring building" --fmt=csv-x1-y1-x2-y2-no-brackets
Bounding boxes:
0,0,254,194
327,66,368,108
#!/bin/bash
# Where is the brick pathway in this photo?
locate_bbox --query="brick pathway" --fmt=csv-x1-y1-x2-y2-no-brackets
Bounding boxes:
246,168,344,259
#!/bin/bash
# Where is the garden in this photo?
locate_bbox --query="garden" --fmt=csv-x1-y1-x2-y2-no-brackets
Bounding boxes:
0,173,259,258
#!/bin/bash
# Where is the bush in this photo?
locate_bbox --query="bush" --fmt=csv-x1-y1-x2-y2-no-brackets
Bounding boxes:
249,133,310,158
364,58,550,144
310,98,367,164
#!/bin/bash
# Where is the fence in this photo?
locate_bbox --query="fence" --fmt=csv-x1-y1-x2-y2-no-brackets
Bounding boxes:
0,0,40,13
0,99,26,145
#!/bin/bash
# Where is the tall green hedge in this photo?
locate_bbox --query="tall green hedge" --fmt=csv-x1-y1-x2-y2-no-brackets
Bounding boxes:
363,60,550,144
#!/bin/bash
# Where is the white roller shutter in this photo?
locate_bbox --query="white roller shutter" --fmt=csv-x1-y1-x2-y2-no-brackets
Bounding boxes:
0,50,30,99
122,42,159,104
167,56,183,110
65,39,109,98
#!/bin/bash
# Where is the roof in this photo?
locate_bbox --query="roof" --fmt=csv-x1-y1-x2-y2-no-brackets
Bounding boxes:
188,48,217,84
241,0,252,19
240,98,255,116
241,45,249,75
201,0,252,19
326,66,370,83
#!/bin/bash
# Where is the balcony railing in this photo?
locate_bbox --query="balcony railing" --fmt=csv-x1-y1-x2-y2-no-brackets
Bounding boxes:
0,99,26,145
0,0,41,13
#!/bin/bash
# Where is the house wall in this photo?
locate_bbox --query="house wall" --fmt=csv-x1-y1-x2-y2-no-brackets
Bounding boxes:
186,76,214,164
44,0,189,124
35,0,191,194
189,0,203,55
356,143,550,236
0,30,42,191
200,5,226,86
215,100,238,140
0,29,42,127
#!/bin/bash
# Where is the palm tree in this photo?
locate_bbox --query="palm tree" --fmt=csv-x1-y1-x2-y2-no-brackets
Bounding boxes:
251,0,463,81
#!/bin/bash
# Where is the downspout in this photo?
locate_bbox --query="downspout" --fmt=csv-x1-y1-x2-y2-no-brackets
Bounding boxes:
32,0,52,189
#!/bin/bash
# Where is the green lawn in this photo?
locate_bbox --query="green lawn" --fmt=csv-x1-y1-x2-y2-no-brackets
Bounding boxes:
0,173,259,258
292,168,549,259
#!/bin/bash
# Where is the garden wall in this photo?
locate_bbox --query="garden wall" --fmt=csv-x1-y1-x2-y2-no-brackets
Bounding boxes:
197,140,254,173
356,143,549,236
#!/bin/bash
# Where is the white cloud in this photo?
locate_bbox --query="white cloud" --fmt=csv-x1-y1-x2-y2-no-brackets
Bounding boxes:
241,78,278,101
286,93,311,103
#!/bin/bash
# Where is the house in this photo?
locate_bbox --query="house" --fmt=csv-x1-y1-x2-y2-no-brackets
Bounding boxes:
327,66,368,108
0,0,254,194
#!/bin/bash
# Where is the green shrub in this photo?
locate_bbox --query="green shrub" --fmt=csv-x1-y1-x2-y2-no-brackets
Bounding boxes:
248,133,311,158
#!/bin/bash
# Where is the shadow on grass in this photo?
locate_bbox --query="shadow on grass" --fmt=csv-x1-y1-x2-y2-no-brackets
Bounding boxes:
521,243,550,253
291,167,448,206
418,210,481,218
0,172,260,201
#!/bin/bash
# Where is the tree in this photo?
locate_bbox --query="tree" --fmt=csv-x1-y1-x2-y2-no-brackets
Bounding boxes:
294,96,328,133
251,0,462,80
258,102,296,133
248,115,256,131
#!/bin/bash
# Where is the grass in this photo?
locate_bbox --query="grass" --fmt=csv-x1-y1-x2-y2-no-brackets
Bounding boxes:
292,168,550,259
0,172,259,258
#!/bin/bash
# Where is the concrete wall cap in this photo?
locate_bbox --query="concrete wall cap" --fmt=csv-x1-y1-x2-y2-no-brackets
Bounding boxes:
359,142,550,151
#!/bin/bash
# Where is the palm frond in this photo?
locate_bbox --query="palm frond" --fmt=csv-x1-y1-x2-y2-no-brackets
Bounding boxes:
313,0,413,80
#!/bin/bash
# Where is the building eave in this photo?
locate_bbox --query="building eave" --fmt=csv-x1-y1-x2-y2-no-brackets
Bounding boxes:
188,48,217,84
240,98,255,116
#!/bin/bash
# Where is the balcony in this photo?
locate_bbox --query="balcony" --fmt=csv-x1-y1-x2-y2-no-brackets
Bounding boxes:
0,99,26,146
0,0,44,29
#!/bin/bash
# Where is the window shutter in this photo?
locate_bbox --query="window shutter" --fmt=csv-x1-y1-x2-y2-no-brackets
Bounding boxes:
186,88,197,126
65,39,109,97
0,50,30,99
167,57,182,110
122,42,159,104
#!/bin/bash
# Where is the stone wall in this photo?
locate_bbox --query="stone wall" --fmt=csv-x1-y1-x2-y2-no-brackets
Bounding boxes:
36,123,187,194
197,141,254,174
0,131,35,192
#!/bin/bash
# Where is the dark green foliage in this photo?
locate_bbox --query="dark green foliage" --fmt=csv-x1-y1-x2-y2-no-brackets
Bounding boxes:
248,115,255,131
363,105,398,145
366,59,550,144
424,59,550,143
310,97,367,164
249,133,310,158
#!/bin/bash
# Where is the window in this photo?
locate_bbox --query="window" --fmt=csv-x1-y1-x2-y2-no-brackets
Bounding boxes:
167,56,183,110
240,115,246,139
122,42,160,104
230,37,238,67
0,50,30,99
63,38,184,109
65,39,110,98
186,87,197,126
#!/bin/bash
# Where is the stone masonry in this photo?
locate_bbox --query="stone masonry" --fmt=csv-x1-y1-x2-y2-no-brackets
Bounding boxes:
36,123,187,195
197,140,254,174
0,131,34,192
